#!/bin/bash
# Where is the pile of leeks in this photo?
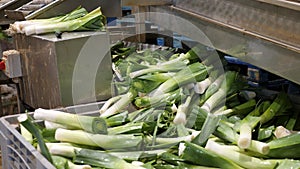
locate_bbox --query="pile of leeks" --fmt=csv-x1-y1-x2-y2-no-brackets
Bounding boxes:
8,6,106,36
18,42,300,169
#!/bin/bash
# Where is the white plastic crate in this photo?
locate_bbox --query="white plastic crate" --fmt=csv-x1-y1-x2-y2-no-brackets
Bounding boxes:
0,101,104,169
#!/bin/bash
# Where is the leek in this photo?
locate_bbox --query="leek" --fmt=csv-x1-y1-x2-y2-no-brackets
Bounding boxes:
46,143,77,158
235,100,271,132
189,106,209,130
134,88,183,108
205,140,277,169
9,6,88,34
109,149,167,161
267,132,300,158
214,99,256,116
201,71,237,112
17,114,53,163
276,159,300,169
286,111,299,130
173,95,192,125
105,111,129,126
129,50,198,79
138,72,175,83
44,121,77,130
74,149,146,169
133,79,162,94
34,108,107,134
194,70,219,94
200,74,224,104
192,113,221,146
158,151,220,169
100,88,137,118
258,125,275,140
129,59,189,78
20,123,33,144
55,128,142,149
23,7,105,35
215,120,270,155
52,155,92,169
274,126,292,139
176,123,190,137
234,115,260,132
99,95,122,114
180,142,243,169
237,123,252,149
260,92,291,124
194,78,211,94
46,142,165,162
107,122,147,135
150,135,194,145
152,62,208,96
201,88,226,112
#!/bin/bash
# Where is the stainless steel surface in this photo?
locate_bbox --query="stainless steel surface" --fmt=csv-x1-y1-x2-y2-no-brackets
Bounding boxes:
5,0,122,20
121,0,173,6
149,6,300,85
132,6,148,42
174,0,300,53
256,0,300,11
0,0,31,25
0,0,18,9
13,31,113,109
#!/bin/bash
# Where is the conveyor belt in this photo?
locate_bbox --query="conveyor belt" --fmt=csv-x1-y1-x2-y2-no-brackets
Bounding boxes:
148,0,300,85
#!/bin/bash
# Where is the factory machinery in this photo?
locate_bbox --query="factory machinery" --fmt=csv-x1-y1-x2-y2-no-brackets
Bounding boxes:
0,1,299,169
0,0,299,110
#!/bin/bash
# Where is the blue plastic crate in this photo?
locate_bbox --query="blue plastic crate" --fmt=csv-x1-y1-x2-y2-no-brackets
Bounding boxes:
224,56,269,83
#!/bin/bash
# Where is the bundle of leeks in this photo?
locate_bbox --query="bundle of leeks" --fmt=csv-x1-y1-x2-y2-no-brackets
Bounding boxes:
18,43,300,169
8,6,106,36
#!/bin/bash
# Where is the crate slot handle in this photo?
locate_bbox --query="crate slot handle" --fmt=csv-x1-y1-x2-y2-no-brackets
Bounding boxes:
7,145,32,169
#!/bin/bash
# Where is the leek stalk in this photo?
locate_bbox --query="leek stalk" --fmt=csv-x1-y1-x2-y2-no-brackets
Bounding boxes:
260,92,291,124
18,114,53,163
215,120,269,155
152,62,208,96
129,59,189,78
134,88,183,108
52,155,92,169
205,140,277,169
100,88,137,118
237,123,252,149
20,124,33,144
173,95,192,125
34,108,107,134
194,78,211,94
267,132,300,158
180,141,243,169
201,71,237,112
192,113,221,146
22,7,105,35
214,99,256,116
200,74,224,104
55,128,142,149
107,122,146,135
74,149,146,169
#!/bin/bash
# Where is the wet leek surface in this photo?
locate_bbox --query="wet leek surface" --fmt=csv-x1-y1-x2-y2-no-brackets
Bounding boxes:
18,43,300,169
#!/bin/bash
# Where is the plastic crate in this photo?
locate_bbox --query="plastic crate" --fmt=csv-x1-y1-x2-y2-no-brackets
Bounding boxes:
0,101,104,169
